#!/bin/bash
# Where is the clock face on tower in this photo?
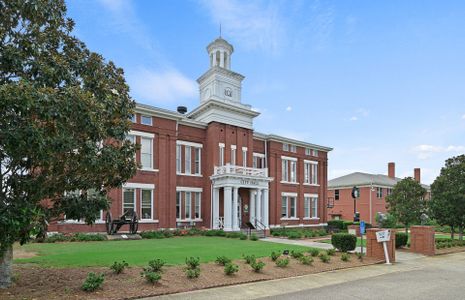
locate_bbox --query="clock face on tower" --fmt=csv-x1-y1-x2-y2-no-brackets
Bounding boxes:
224,88,232,97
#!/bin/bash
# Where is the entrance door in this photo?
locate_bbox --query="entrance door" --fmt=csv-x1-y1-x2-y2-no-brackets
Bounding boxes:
237,195,242,229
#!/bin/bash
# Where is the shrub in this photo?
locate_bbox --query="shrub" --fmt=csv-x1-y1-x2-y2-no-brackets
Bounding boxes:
226,232,242,239
341,253,351,262
243,254,256,265
44,233,69,243
140,231,165,239
287,231,302,240
81,272,104,292
395,232,408,248
290,250,304,259
239,233,247,240
147,259,165,273
342,221,354,230
224,263,239,275
251,260,266,272
141,270,161,284
270,251,281,261
331,233,357,252
71,233,107,242
205,229,226,237
186,267,201,279
250,233,259,241
110,261,128,274
327,220,345,231
308,248,320,257
376,213,397,228
299,255,313,265
304,230,315,238
163,230,174,238
185,257,200,270
326,248,336,256
215,256,232,266
317,229,328,236
319,253,331,263
275,257,290,268
272,231,281,237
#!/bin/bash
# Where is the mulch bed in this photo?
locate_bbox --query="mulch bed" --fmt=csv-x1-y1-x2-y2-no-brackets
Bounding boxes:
1,253,380,300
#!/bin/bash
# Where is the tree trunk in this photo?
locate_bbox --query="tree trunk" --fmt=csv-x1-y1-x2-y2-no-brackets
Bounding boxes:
405,226,408,235
0,245,13,289
451,226,455,240
459,225,464,241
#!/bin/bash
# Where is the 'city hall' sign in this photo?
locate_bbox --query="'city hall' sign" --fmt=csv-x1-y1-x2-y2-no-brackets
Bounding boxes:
240,179,259,186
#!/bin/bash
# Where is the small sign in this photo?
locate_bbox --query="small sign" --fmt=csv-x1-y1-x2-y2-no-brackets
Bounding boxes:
121,234,128,239
348,229,356,235
360,221,366,235
376,230,391,242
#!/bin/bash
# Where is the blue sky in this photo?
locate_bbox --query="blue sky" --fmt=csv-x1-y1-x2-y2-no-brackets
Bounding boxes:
67,0,465,184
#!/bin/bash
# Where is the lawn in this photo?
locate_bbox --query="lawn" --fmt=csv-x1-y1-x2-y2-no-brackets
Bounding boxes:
15,236,311,268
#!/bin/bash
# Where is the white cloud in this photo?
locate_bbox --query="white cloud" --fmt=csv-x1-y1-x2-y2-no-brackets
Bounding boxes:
356,108,370,117
411,144,465,160
128,68,197,104
286,106,292,112
349,116,358,121
199,0,285,54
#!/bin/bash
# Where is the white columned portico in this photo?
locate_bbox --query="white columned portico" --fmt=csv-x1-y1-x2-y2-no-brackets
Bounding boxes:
263,189,269,228
223,186,232,231
249,190,255,223
232,187,239,231
213,187,220,229
256,189,262,224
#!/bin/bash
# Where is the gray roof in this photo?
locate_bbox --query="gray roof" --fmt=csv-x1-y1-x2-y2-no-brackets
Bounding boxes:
328,172,430,190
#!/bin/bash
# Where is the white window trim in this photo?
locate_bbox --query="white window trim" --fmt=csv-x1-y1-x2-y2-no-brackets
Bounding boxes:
218,142,225,147
177,140,203,148
281,181,300,185
185,145,191,175
282,192,298,197
194,192,201,219
122,188,136,216
123,182,155,189
140,136,153,170
242,146,248,151
140,189,154,221
129,130,155,138
304,159,318,164
253,152,265,158
141,115,152,126
176,186,203,192
231,145,237,150
281,155,298,161
194,147,201,175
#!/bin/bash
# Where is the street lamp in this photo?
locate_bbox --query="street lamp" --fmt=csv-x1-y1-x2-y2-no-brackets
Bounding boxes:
352,186,360,222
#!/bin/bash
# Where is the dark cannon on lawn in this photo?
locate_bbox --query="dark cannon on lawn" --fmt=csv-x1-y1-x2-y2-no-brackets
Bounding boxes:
105,210,138,235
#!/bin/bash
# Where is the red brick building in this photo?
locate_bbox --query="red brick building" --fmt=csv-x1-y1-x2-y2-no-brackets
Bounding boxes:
49,37,332,233
327,162,430,225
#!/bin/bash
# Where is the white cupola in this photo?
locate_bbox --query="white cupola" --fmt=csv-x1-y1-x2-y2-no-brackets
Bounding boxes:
207,37,233,69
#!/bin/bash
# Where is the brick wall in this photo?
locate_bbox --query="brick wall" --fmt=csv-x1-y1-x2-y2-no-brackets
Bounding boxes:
410,226,435,256
366,228,396,262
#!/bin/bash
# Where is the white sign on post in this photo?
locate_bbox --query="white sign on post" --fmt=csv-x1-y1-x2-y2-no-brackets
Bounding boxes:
376,230,392,265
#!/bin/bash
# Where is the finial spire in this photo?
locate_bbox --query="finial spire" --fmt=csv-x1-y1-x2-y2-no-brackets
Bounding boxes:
219,23,222,38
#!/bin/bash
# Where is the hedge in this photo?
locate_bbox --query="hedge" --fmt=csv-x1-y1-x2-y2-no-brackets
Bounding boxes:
327,220,344,230
395,232,408,248
331,233,357,252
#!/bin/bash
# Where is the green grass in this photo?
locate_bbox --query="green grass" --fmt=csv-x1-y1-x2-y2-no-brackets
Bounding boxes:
15,236,311,268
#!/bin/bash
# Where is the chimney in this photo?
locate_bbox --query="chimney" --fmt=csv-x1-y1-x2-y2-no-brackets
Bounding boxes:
414,168,421,183
388,162,395,179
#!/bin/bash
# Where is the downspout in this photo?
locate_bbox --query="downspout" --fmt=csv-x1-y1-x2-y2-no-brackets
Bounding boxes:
210,182,213,229
264,139,268,169
369,181,373,224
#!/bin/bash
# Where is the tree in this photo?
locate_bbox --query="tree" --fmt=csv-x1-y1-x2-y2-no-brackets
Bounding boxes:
0,0,137,288
386,177,427,233
430,155,465,240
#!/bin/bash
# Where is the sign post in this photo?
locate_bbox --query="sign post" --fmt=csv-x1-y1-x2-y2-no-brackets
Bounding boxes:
360,221,366,255
376,230,392,265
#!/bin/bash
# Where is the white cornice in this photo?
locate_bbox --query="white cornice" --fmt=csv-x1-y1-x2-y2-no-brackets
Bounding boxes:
253,132,333,152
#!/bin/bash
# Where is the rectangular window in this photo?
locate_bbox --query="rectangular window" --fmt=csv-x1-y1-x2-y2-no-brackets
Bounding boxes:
281,196,287,218
185,146,191,174
290,197,296,218
176,191,181,219
311,163,318,184
304,197,310,218
242,149,247,167
290,160,297,182
311,197,318,218
281,160,289,181
123,188,135,215
194,148,201,174
290,145,297,153
141,189,152,220
141,115,152,125
282,143,289,151
140,137,152,169
305,148,311,155
126,134,135,144
335,189,340,200
304,162,311,184
130,114,136,123
176,145,182,173
313,149,319,157
219,144,225,166
185,192,191,219
194,192,201,219
231,146,236,165
377,187,383,198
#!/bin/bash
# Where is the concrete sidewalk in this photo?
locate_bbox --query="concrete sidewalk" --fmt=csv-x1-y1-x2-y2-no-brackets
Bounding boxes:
146,251,464,300
260,237,334,250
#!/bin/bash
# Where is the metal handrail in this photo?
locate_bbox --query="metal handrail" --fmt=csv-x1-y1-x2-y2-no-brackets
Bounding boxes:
253,217,266,237
214,164,268,177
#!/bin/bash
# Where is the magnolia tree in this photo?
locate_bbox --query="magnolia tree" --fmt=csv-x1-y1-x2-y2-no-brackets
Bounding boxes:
386,177,427,234
0,0,137,288
429,155,465,240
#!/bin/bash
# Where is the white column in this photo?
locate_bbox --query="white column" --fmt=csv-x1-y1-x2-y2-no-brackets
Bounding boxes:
224,186,232,231
249,190,255,223
256,189,262,224
263,189,269,229
213,187,220,229
232,187,239,231
220,51,225,68
212,51,217,67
